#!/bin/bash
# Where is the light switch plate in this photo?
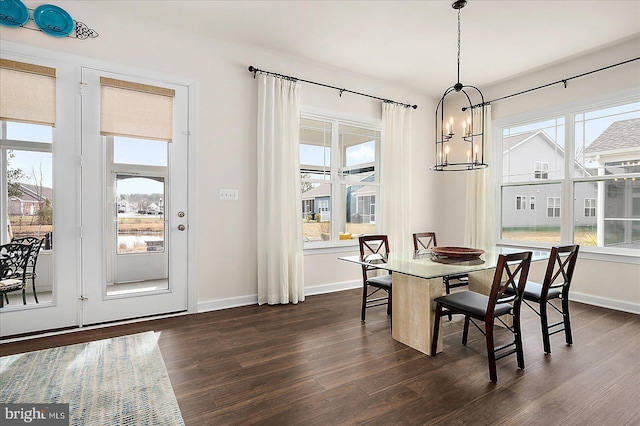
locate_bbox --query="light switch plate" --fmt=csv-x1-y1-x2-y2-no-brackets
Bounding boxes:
220,189,238,200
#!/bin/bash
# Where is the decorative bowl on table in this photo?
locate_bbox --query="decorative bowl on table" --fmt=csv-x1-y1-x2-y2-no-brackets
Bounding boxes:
431,246,485,259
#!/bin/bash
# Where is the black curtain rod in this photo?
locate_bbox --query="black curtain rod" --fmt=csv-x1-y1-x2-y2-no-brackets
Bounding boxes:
463,57,640,111
248,66,418,109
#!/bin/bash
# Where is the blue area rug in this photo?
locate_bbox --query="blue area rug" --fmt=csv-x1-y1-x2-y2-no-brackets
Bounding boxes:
0,331,184,425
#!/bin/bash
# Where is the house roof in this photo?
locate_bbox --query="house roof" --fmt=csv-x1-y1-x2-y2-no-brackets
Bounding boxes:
502,130,562,154
301,183,330,200
584,118,640,155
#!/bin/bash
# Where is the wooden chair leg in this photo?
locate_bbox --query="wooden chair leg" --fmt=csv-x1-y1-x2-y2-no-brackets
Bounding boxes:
562,295,573,346
540,300,552,354
0,293,4,308
462,316,470,346
431,303,442,356
387,289,391,316
513,313,525,370
22,288,27,305
485,321,498,383
32,277,39,304
361,284,368,322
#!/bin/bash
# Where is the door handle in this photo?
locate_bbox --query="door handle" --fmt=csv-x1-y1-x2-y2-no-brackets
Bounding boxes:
178,224,186,231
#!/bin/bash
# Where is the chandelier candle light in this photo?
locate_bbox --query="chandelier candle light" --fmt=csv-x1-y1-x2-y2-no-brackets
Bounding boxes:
431,0,487,171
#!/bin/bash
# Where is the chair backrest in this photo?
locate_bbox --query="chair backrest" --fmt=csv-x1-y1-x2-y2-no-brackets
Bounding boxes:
358,235,390,281
413,232,437,253
0,243,32,281
541,245,579,298
487,251,532,319
11,236,44,270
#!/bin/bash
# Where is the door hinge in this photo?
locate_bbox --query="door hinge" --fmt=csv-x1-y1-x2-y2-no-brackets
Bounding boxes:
79,296,88,301
78,81,87,96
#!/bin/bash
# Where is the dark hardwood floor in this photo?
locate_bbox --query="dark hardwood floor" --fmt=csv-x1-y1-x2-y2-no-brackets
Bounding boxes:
2,288,639,425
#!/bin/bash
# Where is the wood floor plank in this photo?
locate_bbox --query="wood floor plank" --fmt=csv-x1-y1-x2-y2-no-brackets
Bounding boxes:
1,288,638,425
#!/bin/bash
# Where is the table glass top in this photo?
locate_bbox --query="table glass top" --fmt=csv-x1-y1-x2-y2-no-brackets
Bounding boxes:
338,246,549,280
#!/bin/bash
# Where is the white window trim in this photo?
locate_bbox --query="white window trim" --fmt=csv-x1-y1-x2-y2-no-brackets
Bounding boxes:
515,195,527,211
534,161,549,180
530,196,536,210
493,88,640,260
301,106,382,252
584,197,596,218
546,197,561,218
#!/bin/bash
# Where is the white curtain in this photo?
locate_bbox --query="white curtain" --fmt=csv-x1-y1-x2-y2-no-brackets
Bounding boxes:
380,103,413,252
464,105,496,247
256,74,305,305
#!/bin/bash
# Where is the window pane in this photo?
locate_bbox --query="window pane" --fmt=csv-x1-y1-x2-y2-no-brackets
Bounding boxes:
574,180,640,249
302,182,331,242
501,184,561,243
114,136,167,166
6,150,53,243
502,118,564,182
6,122,52,143
340,124,379,182
575,102,640,177
115,176,165,254
300,118,331,179
345,182,377,236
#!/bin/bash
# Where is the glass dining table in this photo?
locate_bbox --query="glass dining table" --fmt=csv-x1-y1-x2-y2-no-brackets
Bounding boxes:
339,246,549,356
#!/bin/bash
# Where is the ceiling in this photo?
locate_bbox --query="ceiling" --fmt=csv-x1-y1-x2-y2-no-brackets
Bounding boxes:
91,0,640,98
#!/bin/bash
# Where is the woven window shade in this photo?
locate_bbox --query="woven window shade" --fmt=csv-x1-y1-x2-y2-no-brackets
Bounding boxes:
0,59,56,127
100,77,175,142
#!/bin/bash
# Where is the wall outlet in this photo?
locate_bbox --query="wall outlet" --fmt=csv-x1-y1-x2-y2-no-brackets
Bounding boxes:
220,189,239,201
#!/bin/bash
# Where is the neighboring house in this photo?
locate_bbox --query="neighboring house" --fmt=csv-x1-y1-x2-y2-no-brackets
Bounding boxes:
502,130,596,228
8,183,53,216
584,117,640,247
300,173,376,223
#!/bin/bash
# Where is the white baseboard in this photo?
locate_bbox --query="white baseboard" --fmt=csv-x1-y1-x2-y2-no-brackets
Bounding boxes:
196,280,361,313
570,292,640,315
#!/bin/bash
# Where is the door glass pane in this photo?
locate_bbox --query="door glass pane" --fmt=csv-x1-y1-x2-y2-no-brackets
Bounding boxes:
109,175,167,295
4,148,53,306
114,136,167,166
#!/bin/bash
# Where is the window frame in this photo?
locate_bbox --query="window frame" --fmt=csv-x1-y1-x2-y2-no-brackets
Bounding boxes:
584,197,596,218
0,121,54,250
300,107,382,250
534,161,549,180
547,196,561,218
494,89,640,259
529,196,536,210
515,195,527,211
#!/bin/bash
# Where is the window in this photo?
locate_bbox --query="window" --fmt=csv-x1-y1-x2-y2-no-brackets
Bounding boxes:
498,96,640,251
515,196,527,211
300,114,381,244
547,197,561,218
534,161,549,179
584,198,596,217
1,123,54,247
1,59,56,248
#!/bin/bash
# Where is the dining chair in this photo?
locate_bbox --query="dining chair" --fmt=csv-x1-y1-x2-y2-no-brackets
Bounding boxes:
11,236,45,304
431,251,532,383
413,232,468,320
0,243,32,308
358,235,392,322
517,245,579,354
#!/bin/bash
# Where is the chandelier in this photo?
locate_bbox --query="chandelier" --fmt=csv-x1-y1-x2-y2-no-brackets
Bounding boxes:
431,0,487,171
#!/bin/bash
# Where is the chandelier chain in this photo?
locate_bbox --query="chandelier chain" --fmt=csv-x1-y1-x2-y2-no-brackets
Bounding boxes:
457,7,461,84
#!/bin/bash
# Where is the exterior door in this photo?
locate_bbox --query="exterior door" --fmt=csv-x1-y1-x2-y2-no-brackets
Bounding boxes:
79,68,189,325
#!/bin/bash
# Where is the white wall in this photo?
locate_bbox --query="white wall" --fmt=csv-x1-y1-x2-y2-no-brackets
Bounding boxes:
1,1,435,310
438,36,640,313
